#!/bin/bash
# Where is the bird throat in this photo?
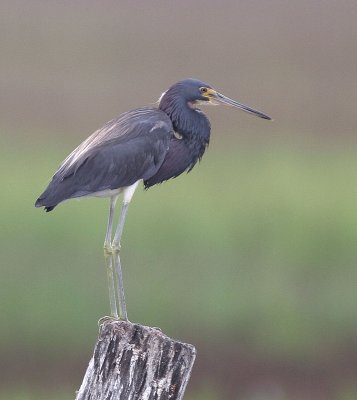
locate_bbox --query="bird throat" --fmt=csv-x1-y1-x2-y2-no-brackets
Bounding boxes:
158,92,211,171
160,96,210,137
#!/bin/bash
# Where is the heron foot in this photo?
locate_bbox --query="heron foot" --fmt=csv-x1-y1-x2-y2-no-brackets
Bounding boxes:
98,315,120,326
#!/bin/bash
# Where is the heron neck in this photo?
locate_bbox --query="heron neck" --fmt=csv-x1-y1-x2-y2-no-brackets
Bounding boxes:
159,96,211,147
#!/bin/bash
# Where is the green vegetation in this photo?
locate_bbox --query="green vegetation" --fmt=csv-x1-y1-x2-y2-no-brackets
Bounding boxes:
1,140,356,398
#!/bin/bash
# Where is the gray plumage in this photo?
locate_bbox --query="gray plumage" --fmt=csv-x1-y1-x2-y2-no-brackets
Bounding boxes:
36,79,271,213
35,78,271,320
36,108,173,211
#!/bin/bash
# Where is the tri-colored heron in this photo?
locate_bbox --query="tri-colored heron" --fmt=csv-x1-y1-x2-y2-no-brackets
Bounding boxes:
35,78,271,320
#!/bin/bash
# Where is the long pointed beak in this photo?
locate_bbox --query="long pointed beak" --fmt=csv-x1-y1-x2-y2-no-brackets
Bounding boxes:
214,92,272,120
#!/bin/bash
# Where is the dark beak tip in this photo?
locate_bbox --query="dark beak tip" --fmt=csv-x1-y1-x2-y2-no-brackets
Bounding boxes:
216,92,272,121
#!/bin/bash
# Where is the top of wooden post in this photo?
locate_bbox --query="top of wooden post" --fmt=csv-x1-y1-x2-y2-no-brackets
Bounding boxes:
76,320,196,400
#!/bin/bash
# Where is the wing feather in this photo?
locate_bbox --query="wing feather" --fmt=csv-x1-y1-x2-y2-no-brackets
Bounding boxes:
35,108,173,209
57,108,170,179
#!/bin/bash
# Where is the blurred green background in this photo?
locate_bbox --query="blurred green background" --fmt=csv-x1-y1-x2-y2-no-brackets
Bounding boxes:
1,1,357,399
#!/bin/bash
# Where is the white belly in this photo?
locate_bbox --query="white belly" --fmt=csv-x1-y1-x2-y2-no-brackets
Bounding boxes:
86,180,141,204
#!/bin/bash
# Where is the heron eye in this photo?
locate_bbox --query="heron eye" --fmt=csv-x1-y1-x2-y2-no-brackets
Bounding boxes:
200,87,208,94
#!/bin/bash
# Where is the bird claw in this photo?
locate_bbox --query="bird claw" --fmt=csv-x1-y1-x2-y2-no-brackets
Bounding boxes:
98,315,131,330
98,315,120,326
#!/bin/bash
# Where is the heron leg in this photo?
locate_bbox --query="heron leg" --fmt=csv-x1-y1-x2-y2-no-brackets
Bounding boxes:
111,181,140,321
112,202,129,249
104,195,118,250
103,196,119,318
111,201,130,321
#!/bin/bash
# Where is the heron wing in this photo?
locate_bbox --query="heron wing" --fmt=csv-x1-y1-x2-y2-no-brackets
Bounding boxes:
63,125,171,194
36,108,173,208
57,108,171,179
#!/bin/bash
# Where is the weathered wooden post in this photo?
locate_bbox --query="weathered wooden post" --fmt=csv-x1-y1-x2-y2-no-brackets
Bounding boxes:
76,320,196,400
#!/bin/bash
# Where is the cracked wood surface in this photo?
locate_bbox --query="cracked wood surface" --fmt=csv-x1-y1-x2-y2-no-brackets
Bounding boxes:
75,320,196,400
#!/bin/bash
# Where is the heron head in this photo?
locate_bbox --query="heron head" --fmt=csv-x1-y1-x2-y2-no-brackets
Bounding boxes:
161,78,271,120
